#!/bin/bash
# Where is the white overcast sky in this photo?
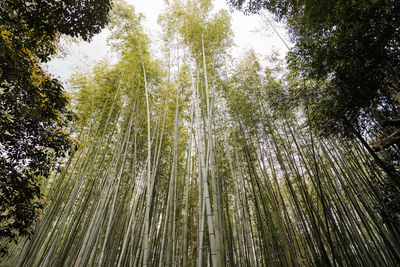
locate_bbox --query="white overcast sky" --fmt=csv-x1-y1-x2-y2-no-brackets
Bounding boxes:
45,0,290,82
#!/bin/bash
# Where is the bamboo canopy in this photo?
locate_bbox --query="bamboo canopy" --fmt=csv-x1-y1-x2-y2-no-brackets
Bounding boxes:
2,1,399,266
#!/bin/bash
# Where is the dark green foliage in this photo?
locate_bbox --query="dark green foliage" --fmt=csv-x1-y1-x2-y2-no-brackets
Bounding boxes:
288,0,400,138
0,0,112,253
1,0,112,61
229,0,400,137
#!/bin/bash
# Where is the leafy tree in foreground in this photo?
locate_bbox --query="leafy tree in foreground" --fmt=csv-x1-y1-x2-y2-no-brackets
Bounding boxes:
228,0,400,146
0,0,112,252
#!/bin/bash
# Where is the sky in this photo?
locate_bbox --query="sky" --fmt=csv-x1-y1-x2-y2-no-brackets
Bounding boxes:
45,0,290,83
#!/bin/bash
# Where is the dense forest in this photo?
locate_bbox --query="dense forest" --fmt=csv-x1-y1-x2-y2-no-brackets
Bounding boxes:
1,0,399,266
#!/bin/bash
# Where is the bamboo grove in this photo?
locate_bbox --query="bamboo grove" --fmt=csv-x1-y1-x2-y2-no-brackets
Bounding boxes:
2,0,400,266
